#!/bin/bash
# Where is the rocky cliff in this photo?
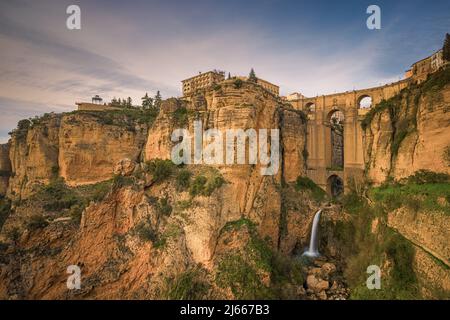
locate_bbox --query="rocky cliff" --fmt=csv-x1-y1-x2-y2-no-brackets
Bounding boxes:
0,80,320,299
6,112,149,199
363,67,450,184
0,143,11,196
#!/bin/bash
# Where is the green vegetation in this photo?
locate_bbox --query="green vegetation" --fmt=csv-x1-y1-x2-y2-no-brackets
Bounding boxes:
6,227,21,243
215,218,306,299
162,267,210,300
189,174,225,197
78,108,159,128
444,33,450,62
134,219,158,243
27,214,49,231
145,159,176,183
37,178,84,212
27,178,113,226
402,169,449,185
295,176,326,202
248,68,257,83
157,197,173,216
233,79,243,89
336,169,450,299
176,199,193,211
338,190,421,299
172,107,189,127
360,93,413,159
370,182,450,215
175,169,191,191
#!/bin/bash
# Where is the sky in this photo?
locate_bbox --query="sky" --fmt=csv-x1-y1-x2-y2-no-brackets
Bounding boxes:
0,0,449,143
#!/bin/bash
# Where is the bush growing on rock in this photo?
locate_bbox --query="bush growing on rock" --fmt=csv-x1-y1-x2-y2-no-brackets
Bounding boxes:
175,169,191,190
27,214,48,231
162,267,210,300
295,176,326,202
189,173,225,197
404,169,449,185
145,159,175,183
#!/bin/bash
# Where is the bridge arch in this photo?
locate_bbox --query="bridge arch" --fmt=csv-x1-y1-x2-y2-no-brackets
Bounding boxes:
326,109,344,169
304,102,316,113
327,174,344,197
357,94,373,109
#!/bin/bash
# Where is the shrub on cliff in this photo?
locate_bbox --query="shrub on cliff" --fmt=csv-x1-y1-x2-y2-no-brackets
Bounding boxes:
189,173,225,197
233,79,243,89
162,267,210,300
404,169,449,185
27,214,49,231
175,169,191,190
145,159,175,183
295,176,326,202
172,107,189,127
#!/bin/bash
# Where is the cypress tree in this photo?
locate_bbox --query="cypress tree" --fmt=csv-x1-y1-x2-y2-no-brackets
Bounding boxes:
248,68,257,82
443,33,450,62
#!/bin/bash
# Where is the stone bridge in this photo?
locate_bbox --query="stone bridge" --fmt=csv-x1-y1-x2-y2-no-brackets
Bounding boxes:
288,79,410,195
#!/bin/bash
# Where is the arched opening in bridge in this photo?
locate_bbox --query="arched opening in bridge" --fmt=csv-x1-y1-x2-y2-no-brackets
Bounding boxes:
358,95,372,109
328,110,344,169
304,102,315,113
327,175,344,197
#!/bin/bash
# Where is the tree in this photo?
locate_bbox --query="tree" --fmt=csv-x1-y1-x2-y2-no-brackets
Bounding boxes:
126,97,132,108
248,68,257,82
154,91,162,110
111,97,119,107
443,33,450,62
227,72,231,80
141,93,153,109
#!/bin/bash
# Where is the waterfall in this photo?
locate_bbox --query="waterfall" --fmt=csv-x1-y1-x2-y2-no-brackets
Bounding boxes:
303,209,322,258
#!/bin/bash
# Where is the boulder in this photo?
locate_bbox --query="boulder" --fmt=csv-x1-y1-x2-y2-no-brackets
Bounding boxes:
306,274,329,292
321,262,336,276
114,158,135,176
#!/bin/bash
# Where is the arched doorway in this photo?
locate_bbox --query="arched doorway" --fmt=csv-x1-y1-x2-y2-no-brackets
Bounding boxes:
358,95,372,109
328,109,344,169
304,102,316,113
327,175,344,197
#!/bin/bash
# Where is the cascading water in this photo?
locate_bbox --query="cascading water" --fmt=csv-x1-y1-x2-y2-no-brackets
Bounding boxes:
302,209,322,258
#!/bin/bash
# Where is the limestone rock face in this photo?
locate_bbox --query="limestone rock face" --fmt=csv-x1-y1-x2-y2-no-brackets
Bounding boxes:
280,108,307,182
0,82,313,299
364,82,450,184
113,158,136,176
8,115,61,198
144,98,185,161
388,208,450,267
0,143,11,196
6,112,148,198
144,81,308,246
59,113,147,186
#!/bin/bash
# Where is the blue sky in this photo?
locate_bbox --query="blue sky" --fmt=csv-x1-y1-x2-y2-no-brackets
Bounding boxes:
0,0,449,143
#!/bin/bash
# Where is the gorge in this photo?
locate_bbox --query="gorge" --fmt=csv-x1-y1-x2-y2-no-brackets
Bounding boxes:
0,65,449,300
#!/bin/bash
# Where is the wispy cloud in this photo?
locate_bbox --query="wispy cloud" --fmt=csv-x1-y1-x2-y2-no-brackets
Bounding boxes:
0,0,449,144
